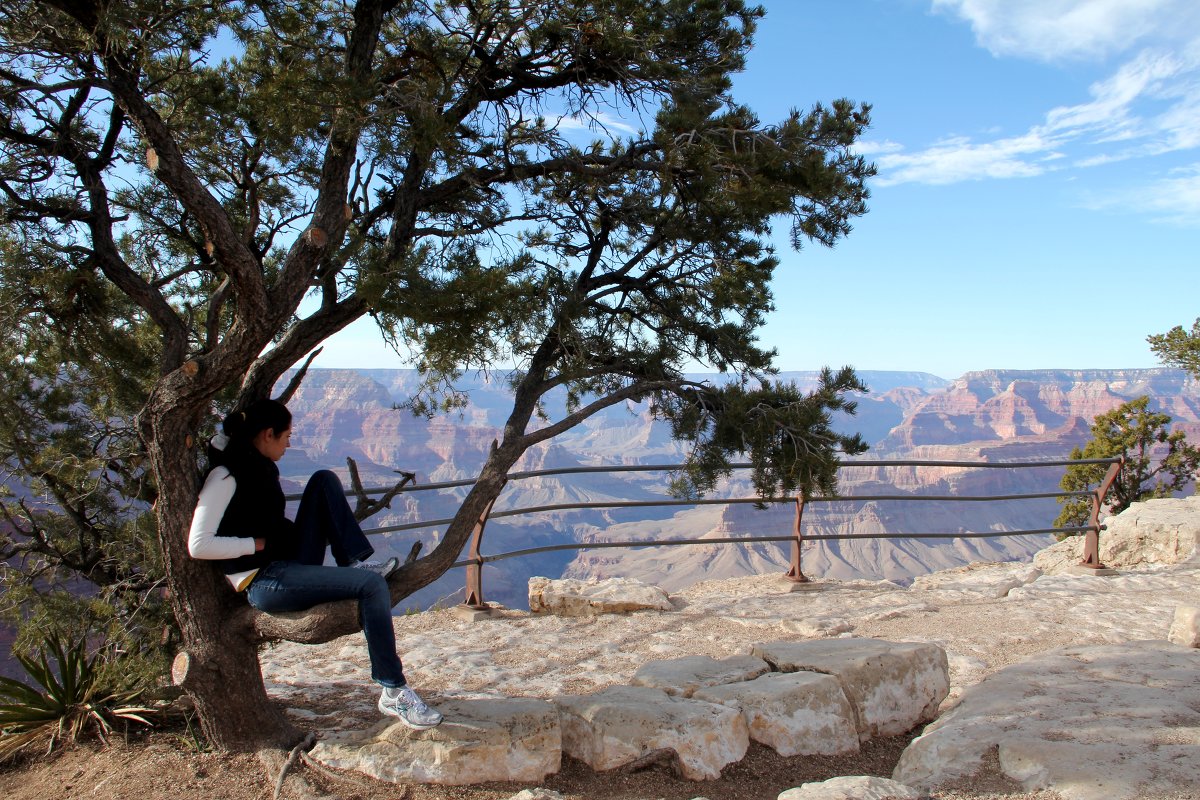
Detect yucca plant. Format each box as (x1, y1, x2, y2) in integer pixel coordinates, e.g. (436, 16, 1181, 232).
(0, 634, 154, 761)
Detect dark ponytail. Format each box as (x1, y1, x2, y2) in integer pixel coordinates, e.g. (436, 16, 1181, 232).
(207, 399, 292, 476)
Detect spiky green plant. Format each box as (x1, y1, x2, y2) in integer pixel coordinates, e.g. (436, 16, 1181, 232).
(0, 635, 153, 761)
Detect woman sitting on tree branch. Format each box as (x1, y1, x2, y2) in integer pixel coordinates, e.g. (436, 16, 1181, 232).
(187, 399, 442, 729)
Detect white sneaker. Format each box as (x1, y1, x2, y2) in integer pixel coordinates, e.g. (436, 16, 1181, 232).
(378, 685, 443, 729)
(357, 556, 400, 579)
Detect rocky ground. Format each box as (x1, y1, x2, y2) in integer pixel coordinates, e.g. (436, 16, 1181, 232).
(3, 555, 1196, 800)
(263, 561, 1198, 724)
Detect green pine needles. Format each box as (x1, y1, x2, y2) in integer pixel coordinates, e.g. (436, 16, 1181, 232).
(664, 368, 870, 503)
(1055, 396, 1200, 532)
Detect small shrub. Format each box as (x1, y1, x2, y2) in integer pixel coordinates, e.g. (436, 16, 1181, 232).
(0, 634, 153, 761)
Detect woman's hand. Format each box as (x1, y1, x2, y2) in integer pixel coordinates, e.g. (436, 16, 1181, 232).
(254, 538, 266, 552)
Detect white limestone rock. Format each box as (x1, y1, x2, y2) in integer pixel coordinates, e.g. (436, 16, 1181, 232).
(694, 671, 859, 757)
(1030, 538, 1083, 574)
(630, 654, 771, 697)
(752, 638, 949, 742)
(309, 697, 560, 785)
(893, 641, 1200, 800)
(1035, 496, 1200, 574)
(506, 791, 564, 800)
(1167, 605, 1200, 647)
(528, 576, 674, 616)
(909, 561, 1041, 598)
(781, 616, 855, 637)
(554, 685, 749, 780)
(779, 776, 928, 800)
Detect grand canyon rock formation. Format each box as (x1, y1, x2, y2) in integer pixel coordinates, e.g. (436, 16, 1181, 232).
(273, 368, 1200, 609)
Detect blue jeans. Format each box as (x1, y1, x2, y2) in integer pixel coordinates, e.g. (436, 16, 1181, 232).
(246, 470, 406, 687)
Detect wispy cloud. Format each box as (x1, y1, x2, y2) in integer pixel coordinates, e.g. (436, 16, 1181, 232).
(853, 139, 906, 156)
(876, 4, 1200, 191)
(931, 0, 1195, 62)
(876, 133, 1059, 186)
(1081, 163, 1200, 226)
(1042, 50, 1183, 136)
(555, 110, 641, 138)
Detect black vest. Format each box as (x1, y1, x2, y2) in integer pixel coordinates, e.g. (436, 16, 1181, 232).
(213, 451, 298, 575)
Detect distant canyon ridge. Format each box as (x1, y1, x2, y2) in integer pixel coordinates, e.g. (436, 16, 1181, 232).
(275, 367, 1200, 611)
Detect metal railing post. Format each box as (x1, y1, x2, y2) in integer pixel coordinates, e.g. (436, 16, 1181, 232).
(784, 496, 809, 583)
(1080, 458, 1123, 569)
(462, 489, 503, 610)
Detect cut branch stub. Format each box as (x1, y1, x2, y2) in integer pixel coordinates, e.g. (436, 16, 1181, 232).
(146, 147, 159, 172)
(303, 227, 328, 248)
(172, 650, 217, 689)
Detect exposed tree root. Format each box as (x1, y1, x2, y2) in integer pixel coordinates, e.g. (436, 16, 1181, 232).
(258, 738, 327, 800)
(273, 733, 316, 800)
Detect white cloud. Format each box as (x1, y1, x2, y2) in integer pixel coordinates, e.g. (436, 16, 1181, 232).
(876, 132, 1060, 186)
(1074, 152, 1124, 168)
(931, 0, 1195, 62)
(877, 33, 1200, 186)
(555, 110, 641, 138)
(1150, 78, 1200, 151)
(1043, 50, 1182, 135)
(1081, 163, 1200, 225)
(853, 139, 906, 156)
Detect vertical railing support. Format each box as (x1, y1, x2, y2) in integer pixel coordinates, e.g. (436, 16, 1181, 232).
(1080, 457, 1123, 569)
(462, 487, 504, 610)
(784, 496, 809, 583)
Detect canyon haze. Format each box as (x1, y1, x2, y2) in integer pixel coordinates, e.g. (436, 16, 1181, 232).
(275, 367, 1200, 611)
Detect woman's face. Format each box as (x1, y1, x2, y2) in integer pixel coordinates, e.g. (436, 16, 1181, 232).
(252, 426, 291, 462)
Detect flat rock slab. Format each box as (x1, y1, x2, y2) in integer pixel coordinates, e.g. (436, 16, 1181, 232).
(555, 685, 749, 780)
(894, 641, 1200, 800)
(528, 576, 674, 616)
(752, 638, 949, 741)
(631, 654, 771, 697)
(694, 671, 859, 757)
(908, 562, 1041, 598)
(779, 776, 928, 799)
(308, 697, 560, 785)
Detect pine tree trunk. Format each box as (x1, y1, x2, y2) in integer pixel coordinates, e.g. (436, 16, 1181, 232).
(143, 393, 300, 751)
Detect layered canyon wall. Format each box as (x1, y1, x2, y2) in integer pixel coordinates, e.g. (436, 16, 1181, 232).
(274, 368, 1200, 608)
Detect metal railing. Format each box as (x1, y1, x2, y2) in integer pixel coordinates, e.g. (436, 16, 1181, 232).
(340, 456, 1124, 610)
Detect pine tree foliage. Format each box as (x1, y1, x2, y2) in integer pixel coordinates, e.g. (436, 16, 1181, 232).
(1, 0, 876, 749)
(1055, 396, 1200, 530)
(1149, 318, 1200, 379)
(663, 369, 868, 502)
(0, 243, 174, 682)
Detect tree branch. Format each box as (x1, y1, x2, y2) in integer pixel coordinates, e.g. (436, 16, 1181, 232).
(274, 348, 323, 405)
(521, 379, 694, 448)
(94, 48, 269, 324)
(345, 457, 415, 522)
(269, 0, 391, 318)
(239, 295, 369, 402)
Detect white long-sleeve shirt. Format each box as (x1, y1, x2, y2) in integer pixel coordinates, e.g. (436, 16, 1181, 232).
(188, 466, 259, 590)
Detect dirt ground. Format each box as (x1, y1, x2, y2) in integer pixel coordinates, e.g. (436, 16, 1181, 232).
(0, 722, 1065, 800)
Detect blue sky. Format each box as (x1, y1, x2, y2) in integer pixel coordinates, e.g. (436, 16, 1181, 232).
(308, 0, 1200, 380)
